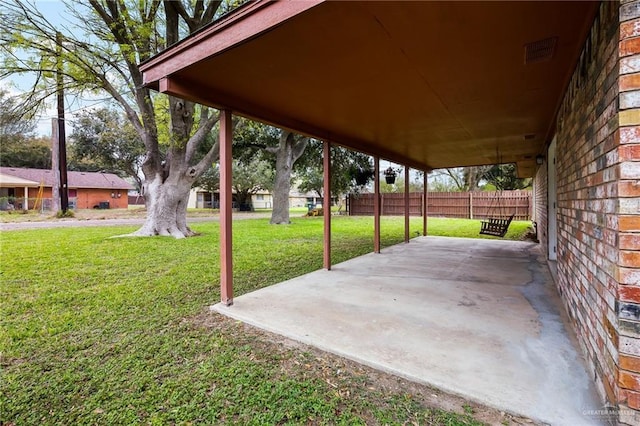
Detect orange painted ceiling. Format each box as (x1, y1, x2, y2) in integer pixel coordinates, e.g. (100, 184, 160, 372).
(141, 1, 599, 177)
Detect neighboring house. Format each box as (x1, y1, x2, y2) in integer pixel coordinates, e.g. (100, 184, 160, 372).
(187, 187, 217, 209)
(187, 187, 320, 210)
(187, 187, 273, 209)
(250, 190, 273, 209)
(289, 187, 323, 209)
(0, 167, 133, 210)
(127, 189, 146, 208)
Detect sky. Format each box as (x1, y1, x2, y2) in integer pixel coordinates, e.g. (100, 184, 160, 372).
(1, 0, 109, 136)
(1, 1, 424, 181)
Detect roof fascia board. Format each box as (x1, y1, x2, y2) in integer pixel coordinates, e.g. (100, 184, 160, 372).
(158, 76, 432, 172)
(141, 0, 325, 86)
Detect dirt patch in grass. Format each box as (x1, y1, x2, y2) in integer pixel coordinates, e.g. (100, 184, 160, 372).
(190, 309, 537, 425)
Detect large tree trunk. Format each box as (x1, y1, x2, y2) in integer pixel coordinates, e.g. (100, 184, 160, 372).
(270, 132, 308, 224)
(131, 148, 218, 238)
(129, 101, 220, 239)
(112, 2, 222, 239)
(133, 172, 195, 238)
(234, 190, 253, 211)
(270, 152, 292, 224)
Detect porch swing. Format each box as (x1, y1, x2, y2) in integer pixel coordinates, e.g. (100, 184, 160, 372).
(479, 155, 514, 238)
(479, 195, 514, 237)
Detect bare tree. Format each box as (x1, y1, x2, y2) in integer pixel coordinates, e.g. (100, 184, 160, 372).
(429, 167, 489, 191)
(296, 143, 374, 211)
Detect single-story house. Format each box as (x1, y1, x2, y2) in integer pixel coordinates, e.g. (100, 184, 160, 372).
(188, 186, 328, 210)
(0, 167, 133, 210)
(289, 187, 323, 209)
(140, 1, 640, 423)
(187, 187, 274, 210)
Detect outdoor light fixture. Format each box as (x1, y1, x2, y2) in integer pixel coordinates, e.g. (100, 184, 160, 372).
(536, 154, 545, 165)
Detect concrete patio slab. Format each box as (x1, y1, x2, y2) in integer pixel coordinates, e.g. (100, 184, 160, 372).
(213, 236, 602, 425)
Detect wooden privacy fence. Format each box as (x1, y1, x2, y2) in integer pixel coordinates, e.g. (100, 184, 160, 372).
(347, 190, 532, 220)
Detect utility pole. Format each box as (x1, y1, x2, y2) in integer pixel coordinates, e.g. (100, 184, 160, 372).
(51, 117, 60, 214)
(56, 31, 69, 213)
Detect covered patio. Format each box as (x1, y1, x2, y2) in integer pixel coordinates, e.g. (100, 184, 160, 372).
(138, 0, 626, 423)
(213, 236, 600, 425)
(139, 0, 601, 303)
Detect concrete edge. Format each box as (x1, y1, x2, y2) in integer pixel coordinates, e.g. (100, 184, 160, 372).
(210, 302, 528, 421)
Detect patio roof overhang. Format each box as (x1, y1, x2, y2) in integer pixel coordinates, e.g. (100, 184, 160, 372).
(0, 173, 39, 187)
(140, 0, 598, 177)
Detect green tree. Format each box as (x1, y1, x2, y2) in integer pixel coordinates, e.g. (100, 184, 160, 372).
(69, 108, 145, 190)
(195, 164, 219, 195)
(0, 135, 51, 169)
(379, 170, 424, 194)
(482, 164, 532, 190)
(428, 165, 531, 192)
(427, 167, 490, 191)
(0, 88, 50, 168)
(233, 121, 309, 224)
(232, 158, 274, 210)
(0, 0, 244, 238)
(296, 142, 373, 210)
(427, 170, 460, 192)
(0, 87, 35, 142)
(194, 156, 274, 211)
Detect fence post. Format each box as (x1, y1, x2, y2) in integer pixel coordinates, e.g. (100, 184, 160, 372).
(469, 192, 473, 219)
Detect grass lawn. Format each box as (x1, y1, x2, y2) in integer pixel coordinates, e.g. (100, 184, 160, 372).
(1, 216, 532, 425)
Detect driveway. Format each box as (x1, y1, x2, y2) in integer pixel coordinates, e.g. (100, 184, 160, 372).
(214, 236, 603, 425)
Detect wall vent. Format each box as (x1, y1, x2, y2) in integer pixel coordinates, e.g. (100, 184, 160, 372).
(524, 37, 558, 64)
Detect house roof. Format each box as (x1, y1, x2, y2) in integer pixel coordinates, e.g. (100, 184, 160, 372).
(0, 167, 133, 190)
(140, 0, 599, 178)
(0, 172, 40, 187)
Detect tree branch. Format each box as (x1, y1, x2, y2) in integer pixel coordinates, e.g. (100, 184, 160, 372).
(292, 137, 309, 163)
(88, 0, 144, 86)
(88, 0, 131, 47)
(185, 109, 219, 163)
(166, 0, 196, 32)
(202, 1, 223, 27)
(191, 136, 220, 179)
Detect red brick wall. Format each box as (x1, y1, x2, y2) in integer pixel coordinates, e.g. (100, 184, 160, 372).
(617, 0, 640, 421)
(25, 187, 52, 210)
(21, 187, 128, 210)
(550, 2, 640, 423)
(75, 189, 128, 209)
(553, 0, 621, 414)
